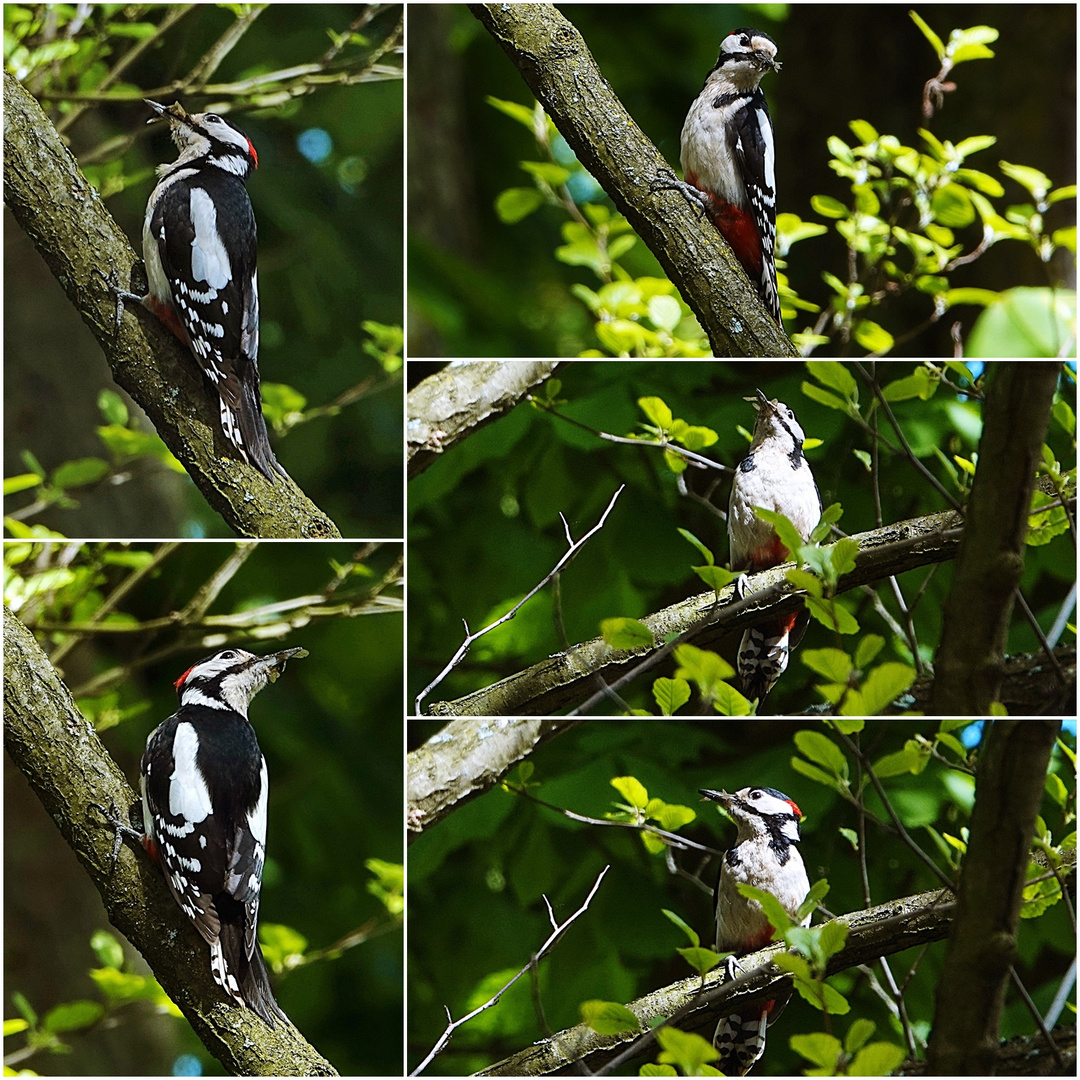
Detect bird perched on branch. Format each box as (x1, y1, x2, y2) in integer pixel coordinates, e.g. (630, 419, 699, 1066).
(701, 786, 810, 1074)
(728, 390, 820, 705)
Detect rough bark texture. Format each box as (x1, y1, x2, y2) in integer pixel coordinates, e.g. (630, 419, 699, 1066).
(3, 72, 340, 539)
(425, 508, 966, 716)
(407, 360, 563, 477)
(469, 4, 796, 358)
(407, 718, 577, 837)
(477, 888, 956, 1076)
(931, 363, 1061, 713)
(927, 720, 1061, 1075)
(3, 607, 337, 1076)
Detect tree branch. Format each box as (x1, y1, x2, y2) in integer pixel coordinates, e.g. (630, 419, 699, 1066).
(928, 720, 1062, 1074)
(407, 360, 563, 478)
(3, 71, 341, 539)
(407, 719, 578, 838)
(2, 607, 336, 1076)
(425, 508, 967, 715)
(478, 887, 956, 1076)
(931, 363, 1061, 713)
(469, 3, 796, 358)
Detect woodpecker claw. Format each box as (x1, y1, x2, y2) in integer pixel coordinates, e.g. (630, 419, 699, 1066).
(650, 166, 710, 219)
(98, 266, 146, 337)
(88, 799, 144, 873)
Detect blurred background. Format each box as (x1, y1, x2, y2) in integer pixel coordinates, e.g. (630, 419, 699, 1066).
(5, 4, 404, 538)
(408, 3, 1076, 357)
(5, 541, 403, 1075)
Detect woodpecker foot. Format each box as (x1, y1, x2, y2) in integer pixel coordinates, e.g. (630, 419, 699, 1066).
(97, 266, 147, 337)
(88, 799, 144, 872)
(650, 167, 710, 218)
(723, 953, 745, 983)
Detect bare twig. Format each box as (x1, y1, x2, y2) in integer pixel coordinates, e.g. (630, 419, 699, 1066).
(411, 865, 611, 1075)
(415, 486, 625, 713)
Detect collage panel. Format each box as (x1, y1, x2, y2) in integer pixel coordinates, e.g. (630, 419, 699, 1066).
(406, 718, 1077, 1075)
(407, 5, 1075, 360)
(5, 4, 403, 541)
(5, 541, 403, 1074)
(408, 361, 1075, 718)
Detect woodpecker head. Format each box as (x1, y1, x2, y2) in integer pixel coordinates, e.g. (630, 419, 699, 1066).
(174, 647, 307, 717)
(711, 28, 780, 90)
(699, 786, 804, 846)
(145, 99, 259, 180)
(747, 388, 806, 455)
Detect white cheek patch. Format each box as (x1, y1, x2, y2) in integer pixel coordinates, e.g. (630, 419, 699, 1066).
(188, 188, 232, 290)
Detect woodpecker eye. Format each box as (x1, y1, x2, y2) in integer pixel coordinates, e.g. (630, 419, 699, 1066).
(218, 649, 236, 660)
(204, 113, 222, 123)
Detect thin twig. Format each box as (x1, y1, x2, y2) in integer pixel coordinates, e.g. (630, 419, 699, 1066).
(410, 865, 611, 1075)
(415, 486, 626, 713)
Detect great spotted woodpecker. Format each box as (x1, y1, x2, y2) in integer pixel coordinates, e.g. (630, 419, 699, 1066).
(136, 646, 306, 1025)
(113, 100, 284, 482)
(653, 29, 782, 321)
(728, 390, 821, 705)
(700, 786, 810, 1075)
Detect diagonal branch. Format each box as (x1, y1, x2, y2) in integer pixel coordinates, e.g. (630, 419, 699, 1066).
(3, 71, 341, 539)
(469, 3, 796, 358)
(2, 607, 336, 1076)
(426, 508, 968, 716)
(478, 887, 956, 1076)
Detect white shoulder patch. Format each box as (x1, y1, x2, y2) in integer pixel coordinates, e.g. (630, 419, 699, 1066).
(168, 722, 214, 824)
(188, 187, 233, 290)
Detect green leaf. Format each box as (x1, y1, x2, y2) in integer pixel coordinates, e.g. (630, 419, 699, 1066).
(653, 803, 696, 831)
(849, 1042, 908, 1076)
(909, 10, 944, 57)
(601, 617, 654, 650)
(852, 319, 894, 354)
(653, 676, 690, 716)
(3, 1018, 29, 1036)
(857, 663, 916, 714)
(43, 1001, 104, 1033)
(611, 775, 649, 810)
(794, 730, 849, 780)
(853, 635, 885, 669)
(677, 945, 723, 974)
(639, 1065, 677, 1076)
(519, 160, 571, 187)
(89, 930, 124, 970)
(258, 922, 309, 971)
(3, 473, 41, 496)
(580, 999, 640, 1035)
(52, 458, 110, 489)
(97, 389, 129, 425)
(678, 528, 714, 565)
(806, 596, 859, 634)
(812, 194, 848, 219)
(10, 991, 37, 1026)
(662, 908, 700, 948)
(655, 1026, 720, 1072)
(806, 361, 857, 400)
(693, 564, 735, 592)
(790, 1032, 843, 1069)
(844, 1018, 877, 1055)
(495, 187, 544, 224)
(485, 95, 540, 130)
(638, 396, 673, 429)
(753, 508, 803, 563)
(648, 294, 682, 333)
(673, 644, 735, 700)
(737, 883, 793, 934)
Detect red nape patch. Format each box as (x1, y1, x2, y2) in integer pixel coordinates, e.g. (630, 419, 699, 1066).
(141, 835, 160, 864)
(174, 665, 194, 689)
(786, 797, 803, 817)
(145, 295, 191, 347)
(247, 140, 259, 168)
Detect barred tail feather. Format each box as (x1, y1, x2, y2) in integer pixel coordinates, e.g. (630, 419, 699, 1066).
(714, 1010, 768, 1076)
(218, 366, 286, 482)
(211, 923, 287, 1027)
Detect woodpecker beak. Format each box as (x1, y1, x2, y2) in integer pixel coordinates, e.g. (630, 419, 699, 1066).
(259, 647, 308, 683)
(144, 99, 189, 127)
(743, 388, 773, 412)
(699, 788, 732, 805)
